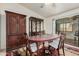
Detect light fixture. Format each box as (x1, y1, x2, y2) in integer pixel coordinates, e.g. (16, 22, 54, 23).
(44, 3, 51, 5)
(40, 3, 56, 8)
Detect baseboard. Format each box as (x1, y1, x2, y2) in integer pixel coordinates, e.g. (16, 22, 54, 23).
(65, 44, 79, 52)
(0, 49, 6, 52)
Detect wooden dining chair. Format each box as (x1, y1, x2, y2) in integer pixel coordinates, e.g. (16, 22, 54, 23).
(49, 34, 65, 56)
(59, 34, 65, 56)
(27, 40, 44, 56)
(23, 33, 40, 56)
(6, 46, 27, 56)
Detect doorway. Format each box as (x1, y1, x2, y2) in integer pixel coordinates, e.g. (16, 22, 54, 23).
(56, 16, 79, 47)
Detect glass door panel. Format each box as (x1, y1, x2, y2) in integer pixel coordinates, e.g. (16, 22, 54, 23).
(56, 17, 79, 47)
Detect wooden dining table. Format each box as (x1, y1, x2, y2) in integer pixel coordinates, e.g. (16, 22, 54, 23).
(27, 34, 61, 56)
(28, 34, 61, 42)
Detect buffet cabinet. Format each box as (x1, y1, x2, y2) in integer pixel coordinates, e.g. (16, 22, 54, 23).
(29, 17, 44, 36)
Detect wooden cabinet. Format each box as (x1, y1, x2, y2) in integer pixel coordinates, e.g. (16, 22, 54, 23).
(6, 11, 26, 51)
(29, 17, 44, 36)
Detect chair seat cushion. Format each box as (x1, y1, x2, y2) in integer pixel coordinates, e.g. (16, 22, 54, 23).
(30, 43, 37, 52)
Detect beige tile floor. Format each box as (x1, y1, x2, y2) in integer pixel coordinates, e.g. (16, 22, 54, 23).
(0, 48, 79, 56)
(0, 50, 6, 56)
(60, 48, 79, 56)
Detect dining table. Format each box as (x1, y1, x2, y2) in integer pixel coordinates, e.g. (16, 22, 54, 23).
(28, 34, 61, 42)
(27, 34, 61, 56)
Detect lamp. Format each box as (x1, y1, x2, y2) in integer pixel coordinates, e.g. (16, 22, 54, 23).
(40, 3, 56, 8)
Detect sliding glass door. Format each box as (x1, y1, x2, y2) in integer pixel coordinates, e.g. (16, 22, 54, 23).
(56, 15, 79, 47)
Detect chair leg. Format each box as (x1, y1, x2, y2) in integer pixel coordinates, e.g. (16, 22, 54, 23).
(57, 49, 60, 56)
(62, 47, 65, 56)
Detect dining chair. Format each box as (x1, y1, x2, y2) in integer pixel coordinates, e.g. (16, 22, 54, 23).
(49, 34, 65, 56)
(6, 33, 28, 56)
(58, 34, 65, 56)
(27, 40, 44, 56)
(43, 41, 51, 55)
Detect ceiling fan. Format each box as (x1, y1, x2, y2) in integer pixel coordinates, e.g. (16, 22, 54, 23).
(40, 3, 56, 8)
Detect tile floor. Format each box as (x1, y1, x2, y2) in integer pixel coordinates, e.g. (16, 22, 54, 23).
(0, 48, 79, 56)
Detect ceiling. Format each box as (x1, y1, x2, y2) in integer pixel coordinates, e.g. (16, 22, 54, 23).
(19, 3, 79, 17)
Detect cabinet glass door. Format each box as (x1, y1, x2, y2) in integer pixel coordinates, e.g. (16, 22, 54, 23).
(32, 20, 36, 32)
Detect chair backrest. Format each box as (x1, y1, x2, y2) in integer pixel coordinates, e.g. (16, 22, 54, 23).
(26, 35, 42, 53)
(30, 43, 37, 52)
(49, 34, 65, 49)
(49, 38, 60, 49)
(58, 34, 65, 49)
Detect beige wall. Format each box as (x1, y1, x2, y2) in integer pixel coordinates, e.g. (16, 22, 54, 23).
(0, 15, 1, 48)
(0, 3, 45, 49)
(44, 17, 56, 34)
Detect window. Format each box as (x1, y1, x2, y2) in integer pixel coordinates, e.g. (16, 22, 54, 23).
(60, 23, 72, 32)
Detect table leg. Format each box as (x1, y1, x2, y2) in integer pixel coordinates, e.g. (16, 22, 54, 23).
(43, 42, 45, 56)
(29, 41, 32, 56)
(26, 43, 27, 56)
(36, 42, 39, 56)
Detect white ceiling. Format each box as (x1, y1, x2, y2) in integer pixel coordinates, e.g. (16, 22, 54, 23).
(20, 3, 79, 17)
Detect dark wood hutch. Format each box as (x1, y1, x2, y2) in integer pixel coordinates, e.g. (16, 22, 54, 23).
(6, 11, 27, 51)
(29, 17, 44, 36)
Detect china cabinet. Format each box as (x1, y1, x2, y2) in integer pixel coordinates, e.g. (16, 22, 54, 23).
(29, 17, 44, 36)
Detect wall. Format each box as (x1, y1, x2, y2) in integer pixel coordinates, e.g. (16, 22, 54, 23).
(44, 17, 56, 34)
(0, 12, 1, 48)
(0, 3, 45, 49)
(44, 17, 53, 34)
